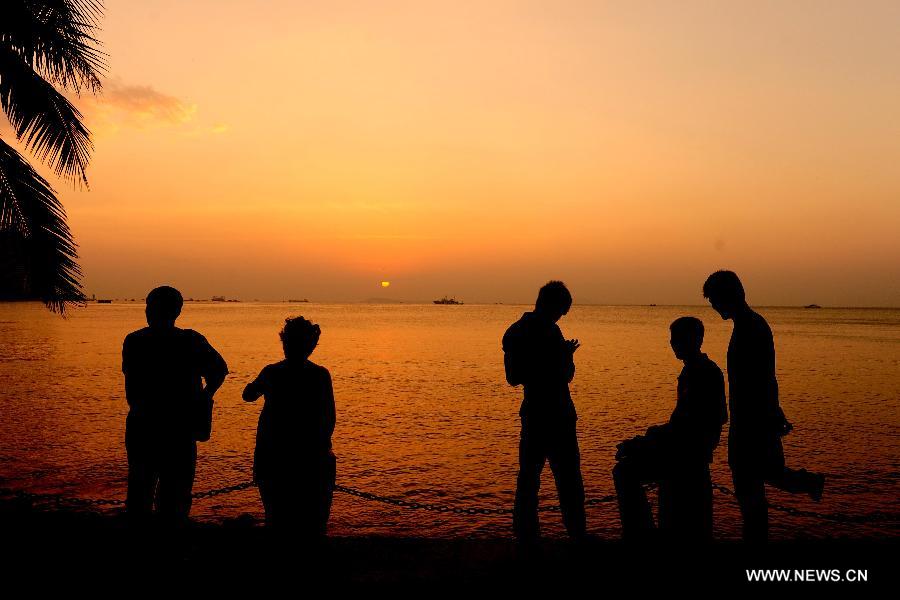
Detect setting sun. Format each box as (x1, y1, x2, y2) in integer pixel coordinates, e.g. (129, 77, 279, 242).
(33, 1, 897, 306)
(381, 281, 391, 288)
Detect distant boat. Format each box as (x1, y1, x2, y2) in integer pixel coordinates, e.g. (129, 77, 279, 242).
(288, 299, 310, 303)
(96, 299, 112, 304)
(433, 296, 463, 305)
(804, 304, 822, 309)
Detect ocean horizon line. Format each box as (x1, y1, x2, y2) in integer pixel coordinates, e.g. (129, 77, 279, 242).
(2, 299, 899, 310)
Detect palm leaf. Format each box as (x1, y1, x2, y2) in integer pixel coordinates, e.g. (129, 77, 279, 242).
(0, 136, 84, 313)
(1, 1, 107, 94)
(0, 43, 93, 186)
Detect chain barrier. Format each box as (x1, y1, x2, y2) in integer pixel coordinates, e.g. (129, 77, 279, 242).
(709, 483, 899, 525)
(334, 484, 513, 515)
(2, 481, 897, 525)
(0, 488, 125, 508)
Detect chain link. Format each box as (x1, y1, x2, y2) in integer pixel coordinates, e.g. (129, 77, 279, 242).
(2, 482, 897, 525)
(190, 481, 257, 500)
(334, 484, 515, 515)
(1, 488, 127, 508)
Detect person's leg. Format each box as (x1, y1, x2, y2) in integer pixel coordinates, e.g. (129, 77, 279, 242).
(662, 464, 713, 542)
(698, 466, 714, 541)
(156, 439, 197, 526)
(258, 479, 275, 527)
(514, 422, 546, 541)
(547, 423, 586, 540)
(316, 452, 336, 537)
(732, 467, 768, 543)
(656, 474, 675, 536)
(299, 454, 336, 542)
(125, 421, 156, 523)
(259, 479, 296, 557)
(758, 436, 804, 495)
(613, 456, 657, 540)
(768, 466, 825, 500)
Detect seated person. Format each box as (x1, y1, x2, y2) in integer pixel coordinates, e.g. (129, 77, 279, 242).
(243, 316, 336, 540)
(613, 316, 727, 541)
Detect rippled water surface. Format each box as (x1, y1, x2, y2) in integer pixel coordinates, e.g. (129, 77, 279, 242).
(1, 302, 898, 539)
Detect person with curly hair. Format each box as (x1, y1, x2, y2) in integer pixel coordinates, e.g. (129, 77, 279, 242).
(243, 316, 336, 539)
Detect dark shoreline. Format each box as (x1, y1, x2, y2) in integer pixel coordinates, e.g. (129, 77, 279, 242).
(2, 499, 894, 589)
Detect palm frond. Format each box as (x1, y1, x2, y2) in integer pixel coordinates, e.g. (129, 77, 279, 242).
(0, 136, 84, 313)
(0, 44, 93, 186)
(1, 1, 107, 94)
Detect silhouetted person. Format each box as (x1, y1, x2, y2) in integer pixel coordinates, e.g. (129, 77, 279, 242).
(243, 316, 336, 540)
(613, 317, 727, 542)
(703, 270, 825, 542)
(122, 286, 228, 524)
(503, 281, 586, 541)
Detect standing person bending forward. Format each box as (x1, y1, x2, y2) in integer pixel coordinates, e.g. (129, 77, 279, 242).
(703, 270, 825, 542)
(243, 317, 336, 539)
(503, 281, 586, 541)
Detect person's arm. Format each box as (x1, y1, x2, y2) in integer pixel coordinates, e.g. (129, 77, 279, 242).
(242, 368, 267, 402)
(733, 321, 777, 433)
(754, 325, 785, 435)
(504, 352, 523, 386)
(197, 334, 228, 400)
(122, 335, 136, 408)
(700, 368, 728, 455)
(205, 366, 226, 398)
(322, 369, 336, 439)
(562, 339, 578, 383)
(648, 386, 675, 443)
(502, 328, 525, 386)
(664, 369, 709, 454)
(714, 367, 728, 427)
(557, 325, 578, 383)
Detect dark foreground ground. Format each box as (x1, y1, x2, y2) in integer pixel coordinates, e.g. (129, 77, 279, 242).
(2, 499, 895, 592)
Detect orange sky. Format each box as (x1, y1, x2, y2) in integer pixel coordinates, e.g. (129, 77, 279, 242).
(15, 1, 900, 305)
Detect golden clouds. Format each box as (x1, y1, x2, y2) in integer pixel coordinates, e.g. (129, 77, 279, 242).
(76, 78, 227, 137)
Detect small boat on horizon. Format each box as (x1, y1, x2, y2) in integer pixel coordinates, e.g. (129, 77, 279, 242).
(433, 296, 463, 305)
(96, 299, 112, 304)
(804, 304, 823, 309)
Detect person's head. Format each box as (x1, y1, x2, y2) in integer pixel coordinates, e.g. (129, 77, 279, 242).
(534, 280, 572, 322)
(145, 286, 183, 327)
(670, 316, 704, 360)
(280, 316, 321, 361)
(703, 270, 746, 320)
